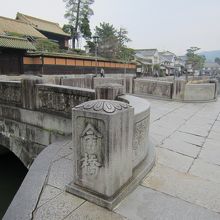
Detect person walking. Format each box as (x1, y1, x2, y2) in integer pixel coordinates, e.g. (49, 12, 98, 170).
(100, 68, 105, 78)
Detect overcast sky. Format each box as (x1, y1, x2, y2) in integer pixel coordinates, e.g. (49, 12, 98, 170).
(0, 0, 220, 55)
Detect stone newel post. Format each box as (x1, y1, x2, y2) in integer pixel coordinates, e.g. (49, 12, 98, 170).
(67, 99, 134, 209)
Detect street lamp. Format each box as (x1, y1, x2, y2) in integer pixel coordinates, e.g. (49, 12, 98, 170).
(93, 35, 99, 76)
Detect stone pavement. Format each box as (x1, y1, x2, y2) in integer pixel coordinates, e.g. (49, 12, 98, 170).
(32, 98, 220, 220)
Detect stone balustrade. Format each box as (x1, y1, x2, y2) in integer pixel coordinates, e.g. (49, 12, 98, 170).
(0, 81, 22, 107)
(36, 84, 95, 117)
(0, 79, 96, 118)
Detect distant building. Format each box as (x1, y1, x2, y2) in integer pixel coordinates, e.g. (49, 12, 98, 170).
(159, 51, 177, 75)
(134, 49, 159, 75)
(16, 13, 70, 49)
(203, 62, 220, 75)
(0, 35, 36, 74)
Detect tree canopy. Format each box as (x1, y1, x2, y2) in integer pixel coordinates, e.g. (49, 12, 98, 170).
(89, 22, 133, 61)
(186, 47, 206, 70)
(63, 0, 94, 49)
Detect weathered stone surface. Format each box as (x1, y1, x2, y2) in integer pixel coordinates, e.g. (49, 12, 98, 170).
(208, 130, 220, 141)
(172, 79, 186, 100)
(142, 164, 220, 212)
(33, 193, 84, 220)
(133, 115, 150, 168)
(94, 78, 126, 93)
(62, 77, 93, 89)
(95, 83, 124, 100)
(184, 83, 216, 101)
(116, 186, 220, 220)
(189, 159, 220, 184)
(178, 123, 211, 137)
(69, 100, 134, 198)
(3, 140, 71, 220)
(199, 141, 220, 165)
(121, 95, 151, 169)
(161, 138, 201, 158)
(48, 158, 73, 190)
(36, 84, 95, 117)
(156, 147, 194, 172)
(168, 131, 205, 146)
(37, 185, 62, 208)
(66, 202, 125, 220)
(26, 125, 51, 146)
(21, 78, 43, 110)
(0, 81, 22, 106)
(134, 79, 173, 99)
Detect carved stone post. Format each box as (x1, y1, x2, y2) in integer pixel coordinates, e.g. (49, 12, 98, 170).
(95, 83, 124, 100)
(67, 99, 134, 209)
(21, 77, 43, 110)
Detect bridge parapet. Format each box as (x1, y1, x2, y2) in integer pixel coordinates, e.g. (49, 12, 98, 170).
(0, 81, 22, 107)
(0, 79, 96, 167)
(36, 84, 95, 117)
(0, 79, 95, 117)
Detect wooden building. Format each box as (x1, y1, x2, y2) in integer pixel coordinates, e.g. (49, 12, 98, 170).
(0, 35, 36, 75)
(23, 52, 136, 75)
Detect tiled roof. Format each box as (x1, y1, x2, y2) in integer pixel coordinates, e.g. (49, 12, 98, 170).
(16, 13, 70, 37)
(135, 49, 158, 57)
(204, 62, 220, 68)
(0, 16, 46, 39)
(159, 54, 174, 63)
(0, 35, 36, 50)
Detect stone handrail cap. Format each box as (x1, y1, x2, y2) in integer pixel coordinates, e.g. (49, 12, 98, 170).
(74, 99, 131, 114)
(95, 83, 123, 88)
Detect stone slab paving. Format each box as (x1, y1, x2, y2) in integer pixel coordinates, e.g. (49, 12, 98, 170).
(30, 98, 220, 220)
(115, 186, 220, 220)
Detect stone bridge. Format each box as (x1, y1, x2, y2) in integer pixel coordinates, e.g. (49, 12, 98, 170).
(1, 77, 156, 219)
(0, 78, 95, 167)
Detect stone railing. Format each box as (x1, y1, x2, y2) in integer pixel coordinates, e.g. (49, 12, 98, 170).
(133, 78, 173, 99)
(184, 81, 217, 102)
(0, 81, 22, 107)
(133, 78, 218, 102)
(61, 76, 133, 94)
(173, 79, 218, 102)
(36, 84, 95, 117)
(0, 79, 96, 167)
(0, 79, 96, 118)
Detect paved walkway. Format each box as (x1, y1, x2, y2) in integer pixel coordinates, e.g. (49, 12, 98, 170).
(32, 98, 220, 220)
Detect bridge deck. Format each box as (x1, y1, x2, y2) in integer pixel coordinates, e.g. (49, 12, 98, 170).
(4, 98, 220, 220)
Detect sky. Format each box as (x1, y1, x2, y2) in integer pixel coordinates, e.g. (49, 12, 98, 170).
(0, 0, 220, 55)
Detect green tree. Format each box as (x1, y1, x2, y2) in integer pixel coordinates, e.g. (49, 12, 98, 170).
(117, 27, 131, 49)
(94, 23, 132, 59)
(95, 22, 119, 58)
(186, 47, 206, 70)
(63, 0, 94, 49)
(62, 24, 72, 35)
(80, 12, 92, 39)
(118, 47, 134, 61)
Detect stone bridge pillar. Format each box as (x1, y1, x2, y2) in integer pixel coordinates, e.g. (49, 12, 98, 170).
(67, 99, 134, 209)
(21, 78, 43, 110)
(95, 83, 124, 100)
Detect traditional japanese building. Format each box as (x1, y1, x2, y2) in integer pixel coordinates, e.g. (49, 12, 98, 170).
(0, 35, 36, 75)
(16, 13, 70, 49)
